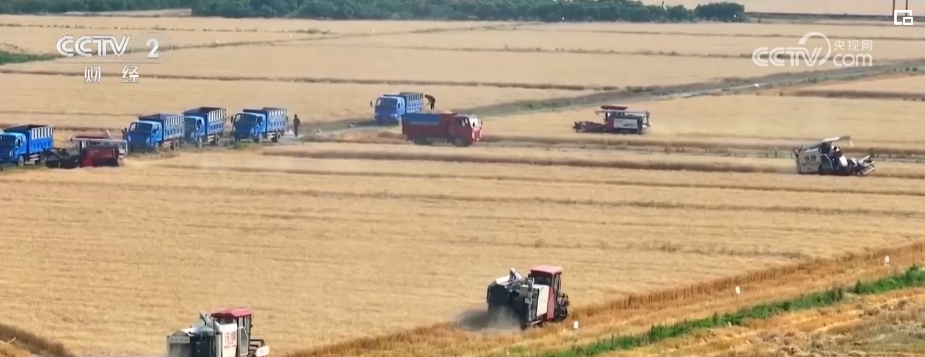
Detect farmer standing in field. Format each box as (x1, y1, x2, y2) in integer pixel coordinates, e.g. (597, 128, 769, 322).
(293, 115, 301, 137)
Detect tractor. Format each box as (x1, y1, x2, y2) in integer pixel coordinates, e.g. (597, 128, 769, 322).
(573, 105, 651, 135)
(42, 134, 127, 169)
(486, 265, 570, 329)
(793, 135, 874, 176)
(168, 308, 269, 357)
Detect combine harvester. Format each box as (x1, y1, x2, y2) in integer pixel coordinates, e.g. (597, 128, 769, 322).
(232, 107, 288, 143)
(43, 134, 127, 169)
(485, 265, 570, 329)
(372, 91, 427, 126)
(793, 135, 875, 176)
(573, 105, 651, 135)
(0, 124, 53, 167)
(168, 308, 269, 357)
(401, 111, 482, 147)
(126, 113, 185, 153)
(183, 107, 227, 147)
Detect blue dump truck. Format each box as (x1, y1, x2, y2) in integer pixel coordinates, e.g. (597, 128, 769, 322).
(183, 107, 227, 147)
(126, 113, 185, 153)
(0, 124, 54, 167)
(232, 107, 288, 143)
(372, 92, 424, 126)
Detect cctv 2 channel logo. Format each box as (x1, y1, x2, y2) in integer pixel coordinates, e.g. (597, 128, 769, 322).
(55, 33, 174, 63)
(894, 10, 913, 26)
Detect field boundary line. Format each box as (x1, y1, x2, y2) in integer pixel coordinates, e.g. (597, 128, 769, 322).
(290, 241, 925, 357)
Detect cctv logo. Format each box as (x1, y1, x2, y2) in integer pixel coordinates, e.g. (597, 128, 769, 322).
(894, 10, 913, 26)
(752, 32, 832, 67)
(56, 35, 131, 58)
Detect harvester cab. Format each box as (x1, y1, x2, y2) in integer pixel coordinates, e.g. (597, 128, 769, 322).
(793, 135, 874, 176)
(168, 308, 269, 357)
(595, 105, 650, 134)
(485, 265, 570, 329)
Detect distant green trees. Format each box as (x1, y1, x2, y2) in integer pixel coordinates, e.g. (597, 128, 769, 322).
(0, 0, 746, 23)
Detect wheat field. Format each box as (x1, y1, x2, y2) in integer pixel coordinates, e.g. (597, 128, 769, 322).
(806, 74, 925, 92)
(2, 148, 925, 355)
(2, 8, 925, 357)
(644, 0, 923, 15)
(0, 73, 587, 129)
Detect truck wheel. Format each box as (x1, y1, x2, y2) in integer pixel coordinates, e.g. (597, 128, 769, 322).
(271, 134, 279, 143)
(451, 138, 464, 147)
(195, 138, 203, 148)
(253, 137, 261, 144)
(16, 156, 24, 167)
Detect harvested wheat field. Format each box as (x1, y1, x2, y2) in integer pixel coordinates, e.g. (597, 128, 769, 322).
(0, 73, 586, 129)
(516, 22, 925, 40)
(5, 44, 819, 89)
(484, 95, 925, 151)
(326, 29, 923, 60)
(2, 148, 925, 355)
(0, 15, 507, 35)
(645, 0, 924, 15)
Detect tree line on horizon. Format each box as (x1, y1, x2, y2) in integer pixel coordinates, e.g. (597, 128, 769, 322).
(0, 0, 746, 23)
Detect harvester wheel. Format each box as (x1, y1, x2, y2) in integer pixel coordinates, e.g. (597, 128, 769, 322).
(451, 138, 464, 147)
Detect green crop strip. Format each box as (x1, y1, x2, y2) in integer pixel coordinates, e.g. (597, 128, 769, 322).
(536, 265, 925, 357)
(0, 51, 56, 65)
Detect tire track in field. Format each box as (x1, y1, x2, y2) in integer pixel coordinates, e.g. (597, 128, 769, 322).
(6, 177, 925, 218)
(290, 241, 925, 357)
(159, 163, 925, 198)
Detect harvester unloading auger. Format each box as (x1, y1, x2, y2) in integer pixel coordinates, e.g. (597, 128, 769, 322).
(792, 135, 874, 176)
(485, 265, 570, 329)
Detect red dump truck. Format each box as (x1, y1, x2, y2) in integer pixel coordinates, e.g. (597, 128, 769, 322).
(401, 112, 482, 147)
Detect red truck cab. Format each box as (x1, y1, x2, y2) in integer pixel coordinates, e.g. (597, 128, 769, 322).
(401, 112, 481, 147)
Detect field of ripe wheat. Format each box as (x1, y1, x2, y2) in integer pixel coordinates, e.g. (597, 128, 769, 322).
(483, 94, 925, 151)
(3, 147, 925, 355)
(0, 73, 586, 129)
(645, 0, 923, 15)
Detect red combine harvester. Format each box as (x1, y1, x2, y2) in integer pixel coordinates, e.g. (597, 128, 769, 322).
(401, 111, 482, 147)
(42, 134, 127, 169)
(486, 265, 570, 329)
(168, 308, 269, 357)
(573, 105, 651, 135)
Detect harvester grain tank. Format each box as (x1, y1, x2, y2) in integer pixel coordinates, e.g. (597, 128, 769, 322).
(793, 135, 875, 176)
(232, 107, 288, 143)
(183, 107, 227, 147)
(401, 112, 481, 147)
(126, 113, 185, 153)
(486, 265, 570, 329)
(372, 92, 425, 125)
(0, 124, 54, 167)
(42, 134, 127, 169)
(168, 308, 269, 357)
(573, 105, 651, 134)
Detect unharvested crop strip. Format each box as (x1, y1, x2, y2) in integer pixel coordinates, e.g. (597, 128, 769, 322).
(777, 89, 925, 101)
(515, 28, 925, 42)
(160, 163, 925, 198)
(9, 177, 924, 218)
(291, 241, 925, 357)
(0, 321, 72, 357)
(312, 43, 751, 60)
(261, 149, 789, 174)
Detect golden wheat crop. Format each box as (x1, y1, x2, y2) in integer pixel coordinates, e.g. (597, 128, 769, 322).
(2, 148, 925, 355)
(326, 29, 924, 60)
(485, 95, 925, 148)
(517, 22, 925, 40)
(0, 73, 587, 129)
(5, 43, 820, 88)
(0, 15, 506, 34)
(644, 0, 923, 15)
(0, 26, 324, 54)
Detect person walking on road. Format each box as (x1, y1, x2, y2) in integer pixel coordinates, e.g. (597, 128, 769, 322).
(293, 115, 301, 137)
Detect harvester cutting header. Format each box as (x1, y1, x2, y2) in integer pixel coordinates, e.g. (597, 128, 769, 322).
(793, 135, 874, 176)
